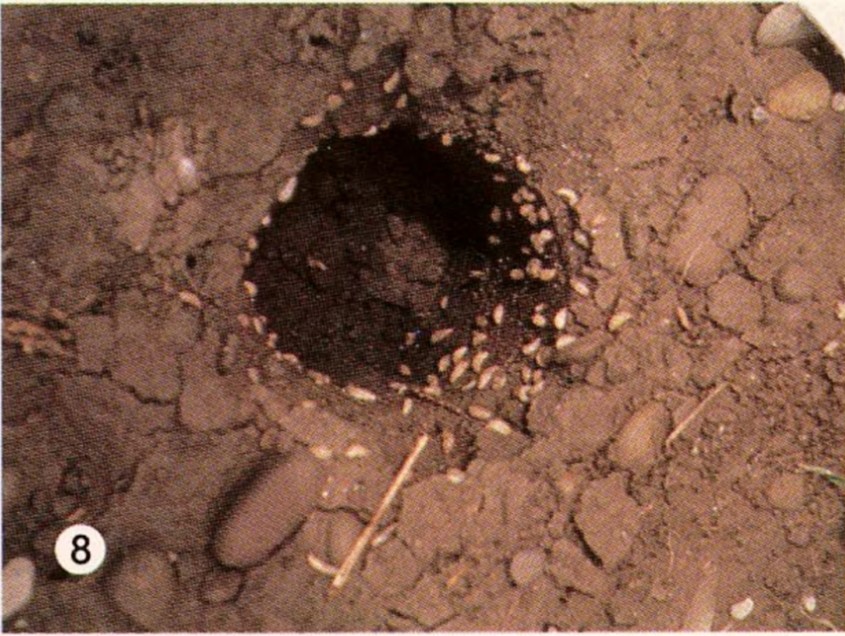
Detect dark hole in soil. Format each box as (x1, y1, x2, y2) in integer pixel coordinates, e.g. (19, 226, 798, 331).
(244, 126, 567, 391)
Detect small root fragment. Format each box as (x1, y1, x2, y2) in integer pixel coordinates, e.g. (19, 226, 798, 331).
(665, 382, 728, 449)
(331, 433, 429, 590)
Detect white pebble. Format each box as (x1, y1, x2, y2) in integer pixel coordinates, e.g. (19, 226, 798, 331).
(515, 154, 532, 174)
(831, 92, 845, 113)
(492, 304, 505, 326)
(730, 597, 754, 621)
(243, 280, 258, 298)
(802, 594, 817, 613)
(431, 328, 455, 344)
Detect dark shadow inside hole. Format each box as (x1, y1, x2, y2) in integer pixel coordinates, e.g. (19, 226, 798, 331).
(245, 126, 565, 391)
(800, 38, 845, 93)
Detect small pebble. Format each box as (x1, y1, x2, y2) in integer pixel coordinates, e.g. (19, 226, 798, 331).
(2, 556, 36, 620)
(766, 473, 805, 510)
(492, 304, 505, 326)
(832, 92, 845, 113)
(730, 597, 754, 621)
(802, 594, 817, 613)
(755, 3, 819, 48)
(768, 69, 831, 122)
(200, 569, 244, 604)
(325, 94, 344, 111)
(214, 451, 324, 569)
(110, 548, 176, 629)
(515, 155, 532, 174)
(555, 187, 579, 206)
(509, 548, 545, 586)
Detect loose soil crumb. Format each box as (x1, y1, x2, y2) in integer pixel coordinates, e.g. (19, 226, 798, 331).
(2, 4, 844, 632)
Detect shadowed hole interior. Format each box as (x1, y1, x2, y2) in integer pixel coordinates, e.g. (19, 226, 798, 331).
(244, 125, 567, 391)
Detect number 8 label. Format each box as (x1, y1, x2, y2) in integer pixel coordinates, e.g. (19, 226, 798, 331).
(55, 524, 106, 575)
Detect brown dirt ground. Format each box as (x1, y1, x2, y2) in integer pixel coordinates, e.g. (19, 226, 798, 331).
(3, 4, 844, 632)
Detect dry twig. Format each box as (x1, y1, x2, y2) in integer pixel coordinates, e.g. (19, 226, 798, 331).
(665, 382, 728, 449)
(331, 433, 429, 589)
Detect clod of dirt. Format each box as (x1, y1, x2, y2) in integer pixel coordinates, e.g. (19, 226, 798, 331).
(254, 386, 364, 456)
(681, 560, 718, 631)
(767, 69, 832, 122)
(766, 473, 806, 511)
(362, 538, 421, 596)
(527, 385, 622, 460)
(509, 547, 546, 586)
(300, 509, 363, 565)
(572, 193, 627, 272)
(213, 450, 325, 569)
(180, 336, 243, 432)
(2, 466, 25, 513)
(608, 402, 670, 473)
(2, 556, 36, 620)
(773, 261, 816, 303)
(707, 273, 764, 335)
(243, 125, 566, 392)
(109, 548, 177, 630)
(71, 315, 115, 373)
(546, 538, 611, 597)
(665, 174, 749, 287)
(575, 474, 641, 569)
(200, 569, 244, 605)
(691, 336, 748, 388)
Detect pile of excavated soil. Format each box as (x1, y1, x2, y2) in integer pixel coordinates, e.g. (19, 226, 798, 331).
(3, 4, 844, 631)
